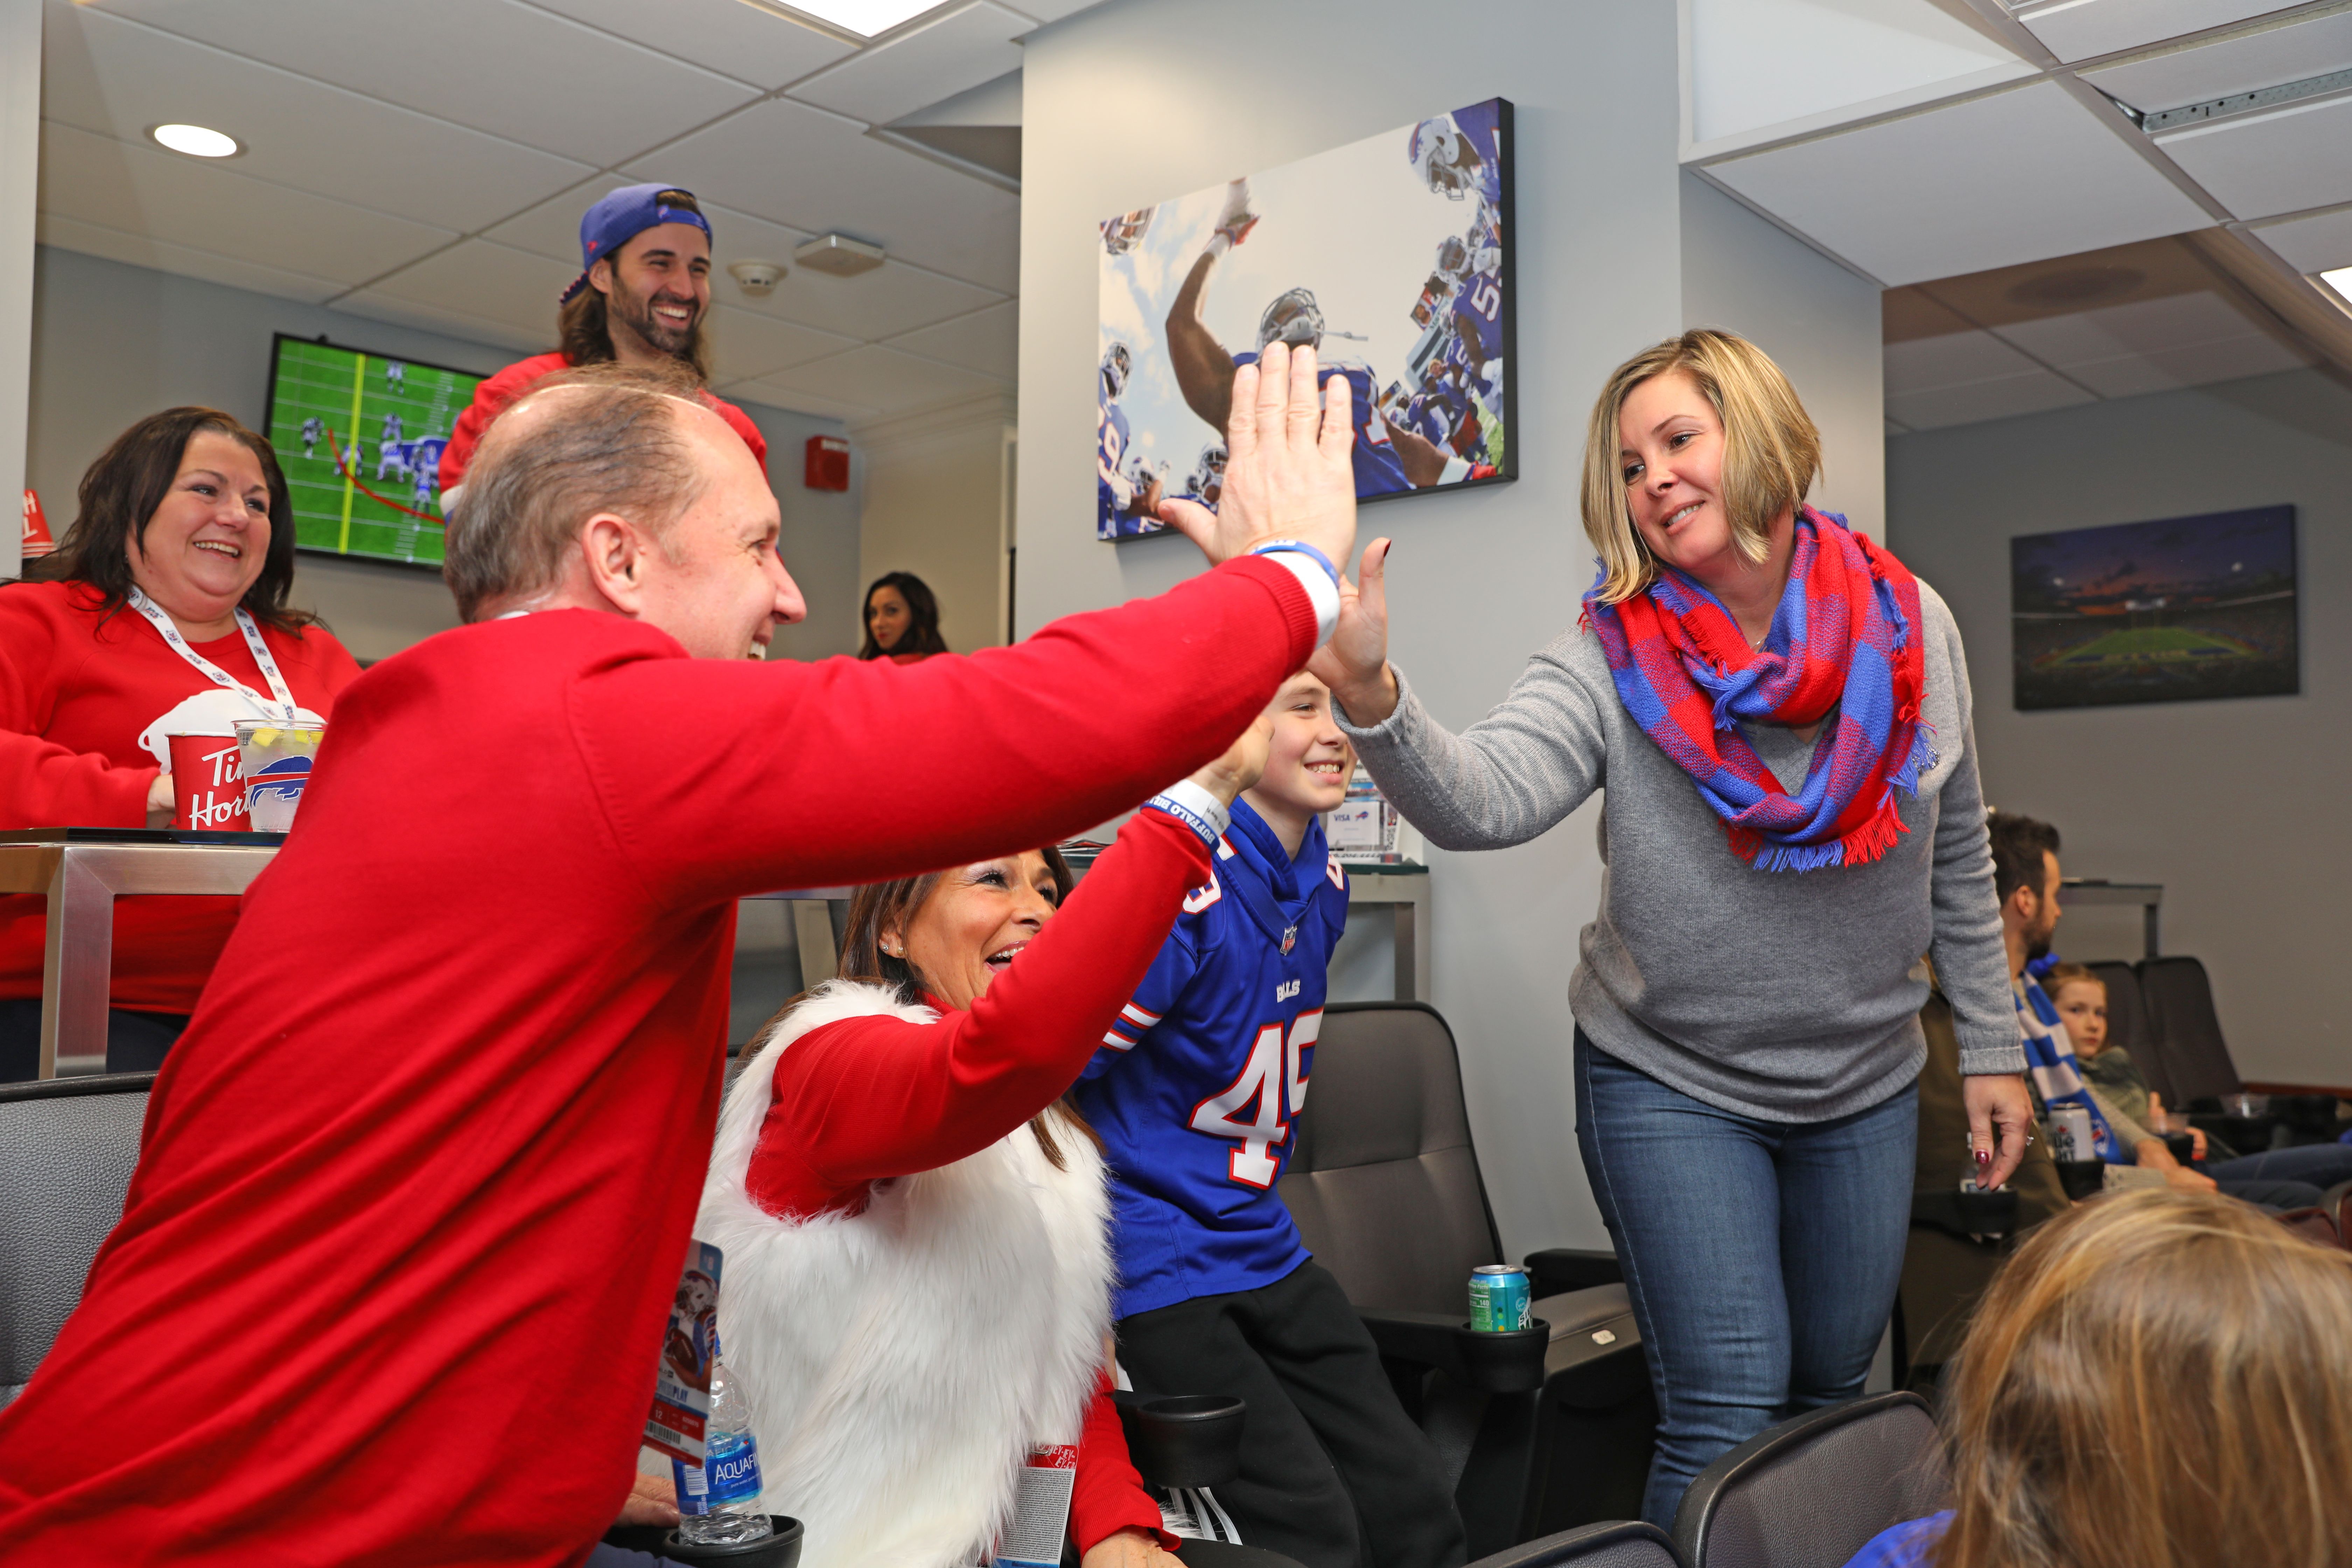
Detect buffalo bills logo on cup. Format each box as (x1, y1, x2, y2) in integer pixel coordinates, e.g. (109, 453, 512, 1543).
(245, 756, 313, 834)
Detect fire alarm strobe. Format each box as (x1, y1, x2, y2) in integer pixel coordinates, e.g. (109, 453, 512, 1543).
(805, 435, 851, 492)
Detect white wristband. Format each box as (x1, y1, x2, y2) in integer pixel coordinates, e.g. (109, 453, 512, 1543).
(1253, 549, 1342, 646)
(1145, 778, 1231, 848)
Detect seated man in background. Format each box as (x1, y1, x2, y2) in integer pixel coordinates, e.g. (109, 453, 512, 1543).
(1991, 813, 2352, 1209)
(0, 347, 1362, 1567)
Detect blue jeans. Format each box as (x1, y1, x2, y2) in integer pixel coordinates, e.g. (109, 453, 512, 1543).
(1574, 1031, 1917, 1530)
(2209, 1142, 2352, 1202)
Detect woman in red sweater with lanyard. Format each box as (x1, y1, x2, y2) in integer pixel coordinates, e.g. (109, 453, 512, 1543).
(0, 407, 360, 1078)
(699, 731, 1269, 1568)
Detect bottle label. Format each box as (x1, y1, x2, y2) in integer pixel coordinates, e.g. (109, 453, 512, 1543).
(705, 1431, 764, 1508)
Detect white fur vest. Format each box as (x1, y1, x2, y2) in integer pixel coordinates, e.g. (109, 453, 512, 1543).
(697, 980, 1116, 1568)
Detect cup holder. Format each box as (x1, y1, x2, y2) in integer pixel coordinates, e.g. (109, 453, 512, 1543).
(1113, 1392, 1247, 1489)
(2056, 1160, 2107, 1201)
(658, 1517, 804, 1567)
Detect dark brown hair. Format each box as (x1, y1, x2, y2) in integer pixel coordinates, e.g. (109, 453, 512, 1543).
(442, 360, 708, 621)
(38, 407, 313, 632)
(557, 193, 713, 382)
(857, 570, 950, 660)
(1934, 1187, 2352, 1568)
(1988, 811, 2061, 906)
(830, 846, 1098, 1170)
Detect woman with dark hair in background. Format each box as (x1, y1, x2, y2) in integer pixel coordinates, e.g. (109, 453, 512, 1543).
(696, 727, 1272, 1568)
(858, 570, 949, 663)
(0, 406, 360, 1078)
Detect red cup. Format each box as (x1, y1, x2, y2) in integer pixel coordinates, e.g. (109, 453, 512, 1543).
(168, 732, 251, 832)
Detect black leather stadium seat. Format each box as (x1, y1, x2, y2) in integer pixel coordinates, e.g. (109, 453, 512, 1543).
(1470, 1520, 1689, 1568)
(0, 1072, 152, 1407)
(1670, 1393, 1947, 1568)
(2137, 957, 2244, 1105)
(1281, 1003, 1655, 1555)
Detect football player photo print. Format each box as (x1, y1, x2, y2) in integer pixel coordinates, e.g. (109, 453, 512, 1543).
(1096, 98, 1514, 542)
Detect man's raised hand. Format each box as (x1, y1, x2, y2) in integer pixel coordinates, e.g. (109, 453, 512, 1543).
(1157, 341, 1357, 573)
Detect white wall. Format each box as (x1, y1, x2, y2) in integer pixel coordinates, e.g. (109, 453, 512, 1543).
(27, 245, 863, 662)
(854, 394, 1014, 653)
(1888, 368, 2352, 1088)
(1021, 0, 1885, 1253)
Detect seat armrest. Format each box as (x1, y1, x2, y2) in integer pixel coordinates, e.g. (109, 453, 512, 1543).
(1522, 1246, 1622, 1296)
(1358, 1308, 1549, 1394)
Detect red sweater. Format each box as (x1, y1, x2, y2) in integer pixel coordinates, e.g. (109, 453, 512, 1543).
(0, 558, 1316, 1566)
(438, 351, 770, 492)
(0, 580, 363, 1009)
(747, 807, 1213, 1552)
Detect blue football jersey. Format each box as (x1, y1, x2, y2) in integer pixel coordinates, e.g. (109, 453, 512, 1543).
(1233, 352, 1412, 496)
(1451, 269, 1505, 368)
(1450, 100, 1505, 211)
(1074, 799, 1351, 1320)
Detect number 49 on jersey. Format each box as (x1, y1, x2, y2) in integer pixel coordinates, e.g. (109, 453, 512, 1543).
(1187, 1010, 1322, 1189)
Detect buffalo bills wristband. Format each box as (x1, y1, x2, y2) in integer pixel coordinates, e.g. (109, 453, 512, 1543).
(1145, 779, 1230, 849)
(1247, 540, 1342, 645)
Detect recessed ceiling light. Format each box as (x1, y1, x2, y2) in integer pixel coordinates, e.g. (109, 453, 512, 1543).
(149, 123, 240, 159)
(2322, 266, 2352, 306)
(777, 0, 944, 38)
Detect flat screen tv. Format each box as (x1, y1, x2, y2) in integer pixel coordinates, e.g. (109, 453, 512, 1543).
(264, 334, 485, 568)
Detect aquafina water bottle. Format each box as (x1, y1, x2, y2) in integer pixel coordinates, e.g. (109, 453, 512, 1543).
(673, 1337, 773, 1546)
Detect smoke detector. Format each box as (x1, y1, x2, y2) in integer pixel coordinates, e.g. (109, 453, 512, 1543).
(793, 233, 886, 277)
(728, 259, 785, 296)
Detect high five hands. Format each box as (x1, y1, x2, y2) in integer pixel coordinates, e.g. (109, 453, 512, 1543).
(1156, 341, 1358, 577)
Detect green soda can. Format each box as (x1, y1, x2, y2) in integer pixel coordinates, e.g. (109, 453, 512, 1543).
(1469, 1264, 1532, 1332)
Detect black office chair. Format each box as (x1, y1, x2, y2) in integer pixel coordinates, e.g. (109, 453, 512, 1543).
(1470, 1520, 1688, 1568)
(1280, 1002, 1655, 1555)
(1670, 1393, 1948, 1568)
(0, 1072, 154, 1406)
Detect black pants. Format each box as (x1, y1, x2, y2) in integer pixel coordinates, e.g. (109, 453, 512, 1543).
(1116, 1261, 1466, 1568)
(0, 999, 187, 1082)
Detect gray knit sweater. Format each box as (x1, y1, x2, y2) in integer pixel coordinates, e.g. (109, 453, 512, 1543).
(1337, 581, 2024, 1122)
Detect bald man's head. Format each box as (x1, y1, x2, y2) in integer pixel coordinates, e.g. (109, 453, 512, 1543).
(442, 362, 710, 622)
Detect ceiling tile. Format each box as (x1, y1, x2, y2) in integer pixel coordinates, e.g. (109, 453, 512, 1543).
(359, 240, 583, 343)
(2011, 0, 2295, 63)
(1004, 0, 1114, 20)
(882, 299, 1015, 377)
(2084, 9, 2352, 113)
(1990, 289, 2263, 365)
(1883, 370, 2096, 429)
(37, 212, 350, 304)
(40, 120, 459, 287)
(2250, 205, 2352, 272)
(2155, 93, 2352, 219)
(333, 289, 549, 355)
(698, 203, 1005, 337)
(788, 2, 1027, 126)
(1883, 329, 2043, 393)
(90, 0, 760, 167)
(1705, 81, 2212, 286)
(628, 98, 1019, 292)
(477, 179, 638, 267)
(2057, 330, 2307, 396)
(717, 373, 879, 422)
(705, 303, 862, 382)
(522, 0, 855, 87)
(746, 342, 1004, 413)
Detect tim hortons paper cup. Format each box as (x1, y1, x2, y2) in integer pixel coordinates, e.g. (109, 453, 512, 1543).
(168, 732, 251, 831)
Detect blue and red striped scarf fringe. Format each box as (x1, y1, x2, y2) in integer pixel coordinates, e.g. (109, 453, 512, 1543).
(1582, 507, 1935, 872)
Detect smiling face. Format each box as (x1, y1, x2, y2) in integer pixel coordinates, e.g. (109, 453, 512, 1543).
(891, 852, 1061, 1012)
(596, 222, 711, 362)
(2052, 978, 2108, 1056)
(630, 407, 805, 659)
(1243, 671, 1354, 849)
(866, 585, 911, 652)
(126, 428, 273, 632)
(1617, 369, 1753, 583)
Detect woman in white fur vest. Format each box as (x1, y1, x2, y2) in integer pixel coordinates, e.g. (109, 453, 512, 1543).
(699, 726, 1270, 1568)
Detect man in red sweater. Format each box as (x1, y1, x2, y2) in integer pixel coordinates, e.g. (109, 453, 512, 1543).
(0, 349, 1359, 1566)
(437, 183, 768, 502)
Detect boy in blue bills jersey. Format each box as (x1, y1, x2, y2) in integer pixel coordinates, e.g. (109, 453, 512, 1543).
(1074, 672, 1467, 1568)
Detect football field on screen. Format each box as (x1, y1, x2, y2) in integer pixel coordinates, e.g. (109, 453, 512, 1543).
(265, 338, 482, 567)
(2043, 624, 2256, 666)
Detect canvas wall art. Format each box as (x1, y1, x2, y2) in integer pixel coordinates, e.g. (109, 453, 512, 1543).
(2010, 506, 2298, 710)
(1096, 98, 1514, 541)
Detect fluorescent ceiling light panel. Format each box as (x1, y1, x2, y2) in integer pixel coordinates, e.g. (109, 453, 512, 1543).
(149, 123, 240, 158)
(782, 0, 945, 36)
(2322, 265, 2352, 306)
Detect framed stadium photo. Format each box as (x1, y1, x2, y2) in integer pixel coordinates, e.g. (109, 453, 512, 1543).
(264, 334, 485, 569)
(2010, 506, 2298, 710)
(1096, 97, 1514, 542)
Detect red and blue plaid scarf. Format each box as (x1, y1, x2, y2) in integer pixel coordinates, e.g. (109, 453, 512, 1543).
(1582, 507, 1935, 872)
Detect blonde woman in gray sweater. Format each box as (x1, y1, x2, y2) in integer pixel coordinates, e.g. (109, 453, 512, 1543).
(1310, 330, 2033, 1527)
